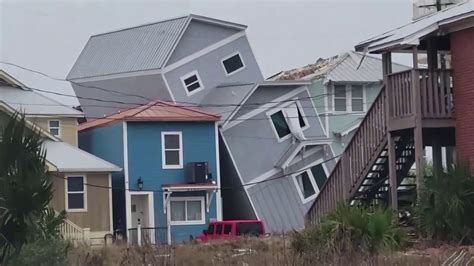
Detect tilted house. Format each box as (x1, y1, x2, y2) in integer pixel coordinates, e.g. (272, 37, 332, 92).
(307, 0, 473, 224)
(0, 68, 121, 245)
(272, 51, 409, 155)
(67, 14, 333, 233)
(78, 100, 221, 244)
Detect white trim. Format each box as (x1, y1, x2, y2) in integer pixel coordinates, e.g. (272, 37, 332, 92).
(223, 86, 306, 131)
(108, 173, 113, 232)
(214, 122, 223, 221)
(295, 100, 310, 131)
(219, 131, 259, 220)
(267, 108, 292, 143)
(161, 131, 183, 169)
(288, 146, 324, 167)
(65, 174, 88, 213)
(48, 119, 61, 138)
(161, 16, 193, 69)
(220, 51, 246, 76)
(340, 121, 362, 137)
(69, 68, 163, 83)
(129, 191, 155, 243)
(266, 100, 309, 142)
(180, 70, 204, 97)
(167, 196, 206, 225)
(292, 159, 329, 204)
(164, 31, 246, 72)
(161, 74, 176, 103)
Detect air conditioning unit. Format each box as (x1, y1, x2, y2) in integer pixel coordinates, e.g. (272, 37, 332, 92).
(185, 162, 209, 184)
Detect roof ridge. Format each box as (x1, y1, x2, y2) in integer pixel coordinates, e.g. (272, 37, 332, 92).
(91, 15, 190, 37)
(29, 89, 83, 115)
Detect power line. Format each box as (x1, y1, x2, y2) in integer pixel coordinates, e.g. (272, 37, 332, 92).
(53, 153, 341, 194)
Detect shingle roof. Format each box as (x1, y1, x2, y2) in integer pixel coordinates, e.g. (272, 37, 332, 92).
(67, 14, 247, 80)
(43, 139, 121, 172)
(79, 100, 220, 130)
(276, 51, 409, 83)
(355, 0, 474, 53)
(0, 86, 83, 117)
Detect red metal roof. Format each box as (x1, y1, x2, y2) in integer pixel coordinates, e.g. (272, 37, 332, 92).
(79, 100, 220, 130)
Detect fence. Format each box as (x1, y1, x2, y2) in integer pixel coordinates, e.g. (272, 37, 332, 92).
(128, 226, 168, 245)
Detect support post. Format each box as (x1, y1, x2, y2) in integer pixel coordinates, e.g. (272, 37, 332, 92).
(414, 126, 425, 201)
(388, 132, 398, 211)
(432, 134, 443, 177)
(137, 222, 142, 246)
(446, 146, 456, 169)
(82, 228, 90, 244)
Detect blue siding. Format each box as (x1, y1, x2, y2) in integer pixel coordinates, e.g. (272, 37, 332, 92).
(127, 121, 218, 242)
(79, 123, 126, 231)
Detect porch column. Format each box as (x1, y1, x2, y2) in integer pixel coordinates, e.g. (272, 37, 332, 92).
(388, 132, 398, 211)
(432, 134, 443, 177)
(414, 126, 425, 200)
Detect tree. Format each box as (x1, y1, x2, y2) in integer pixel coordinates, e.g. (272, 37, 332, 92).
(0, 112, 55, 262)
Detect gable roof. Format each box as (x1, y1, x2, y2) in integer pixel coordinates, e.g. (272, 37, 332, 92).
(355, 0, 474, 53)
(0, 101, 120, 172)
(79, 100, 220, 130)
(275, 51, 409, 83)
(67, 14, 247, 80)
(0, 64, 80, 106)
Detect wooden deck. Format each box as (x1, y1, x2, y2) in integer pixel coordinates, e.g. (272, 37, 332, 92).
(306, 68, 455, 225)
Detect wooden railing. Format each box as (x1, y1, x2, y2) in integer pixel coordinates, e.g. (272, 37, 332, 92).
(387, 69, 454, 120)
(60, 218, 90, 243)
(306, 88, 387, 225)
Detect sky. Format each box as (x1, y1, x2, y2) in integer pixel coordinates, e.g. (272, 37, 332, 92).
(1, 0, 413, 105)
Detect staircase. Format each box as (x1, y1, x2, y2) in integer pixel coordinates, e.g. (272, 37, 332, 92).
(60, 218, 90, 244)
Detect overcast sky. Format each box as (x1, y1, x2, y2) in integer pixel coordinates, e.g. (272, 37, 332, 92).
(1, 0, 413, 82)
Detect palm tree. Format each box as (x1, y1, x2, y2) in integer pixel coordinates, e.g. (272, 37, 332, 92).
(0, 112, 54, 261)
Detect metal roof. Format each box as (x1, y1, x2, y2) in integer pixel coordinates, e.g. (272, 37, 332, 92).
(0, 86, 83, 117)
(67, 14, 247, 80)
(43, 139, 121, 172)
(277, 51, 409, 83)
(355, 0, 474, 53)
(79, 100, 219, 130)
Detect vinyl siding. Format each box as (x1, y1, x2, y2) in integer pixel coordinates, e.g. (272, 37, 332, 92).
(33, 117, 78, 146)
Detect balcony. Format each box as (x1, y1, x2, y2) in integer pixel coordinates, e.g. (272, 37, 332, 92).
(386, 68, 455, 131)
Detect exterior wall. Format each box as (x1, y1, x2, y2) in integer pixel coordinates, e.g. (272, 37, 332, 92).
(126, 121, 218, 242)
(32, 117, 78, 146)
(50, 172, 112, 233)
(451, 27, 474, 172)
(72, 73, 171, 119)
(163, 36, 263, 105)
(79, 123, 125, 231)
(167, 20, 241, 65)
(222, 89, 327, 184)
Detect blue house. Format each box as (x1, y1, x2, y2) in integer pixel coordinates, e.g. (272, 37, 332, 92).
(78, 100, 221, 244)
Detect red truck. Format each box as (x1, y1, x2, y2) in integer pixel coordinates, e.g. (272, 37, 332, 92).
(196, 220, 265, 241)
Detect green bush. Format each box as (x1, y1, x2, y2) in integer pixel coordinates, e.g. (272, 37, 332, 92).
(414, 165, 474, 243)
(7, 238, 70, 266)
(292, 204, 406, 264)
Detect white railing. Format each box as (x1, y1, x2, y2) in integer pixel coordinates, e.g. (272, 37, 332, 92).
(60, 218, 90, 243)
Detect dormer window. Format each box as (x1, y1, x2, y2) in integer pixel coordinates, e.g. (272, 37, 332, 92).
(48, 120, 61, 137)
(221, 52, 245, 76)
(181, 71, 204, 96)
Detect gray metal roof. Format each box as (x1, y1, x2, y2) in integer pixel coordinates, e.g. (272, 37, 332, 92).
(0, 86, 83, 117)
(43, 139, 121, 172)
(355, 0, 473, 53)
(67, 14, 247, 80)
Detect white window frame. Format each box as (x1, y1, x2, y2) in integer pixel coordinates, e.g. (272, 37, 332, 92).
(349, 84, 366, 113)
(292, 160, 329, 204)
(332, 84, 348, 113)
(48, 119, 61, 137)
(266, 101, 309, 143)
(65, 174, 87, 212)
(161, 131, 183, 169)
(180, 70, 204, 96)
(220, 51, 246, 76)
(168, 196, 205, 225)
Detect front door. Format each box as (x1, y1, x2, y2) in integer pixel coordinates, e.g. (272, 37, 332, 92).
(130, 194, 154, 244)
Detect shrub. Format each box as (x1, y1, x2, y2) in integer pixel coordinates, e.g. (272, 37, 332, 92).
(414, 165, 474, 243)
(8, 238, 70, 266)
(291, 204, 406, 264)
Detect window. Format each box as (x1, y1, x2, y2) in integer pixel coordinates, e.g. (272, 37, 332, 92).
(181, 71, 203, 95)
(236, 222, 263, 236)
(48, 120, 60, 136)
(334, 85, 347, 112)
(222, 52, 245, 75)
(161, 132, 183, 169)
(269, 103, 308, 141)
(294, 171, 317, 201)
(310, 164, 328, 189)
(215, 224, 223, 235)
(207, 224, 215, 234)
(169, 197, 205, 225)
(223, 224, 232, 235)
(351, 85, 364, 112)
(66, 175, 86, 212)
